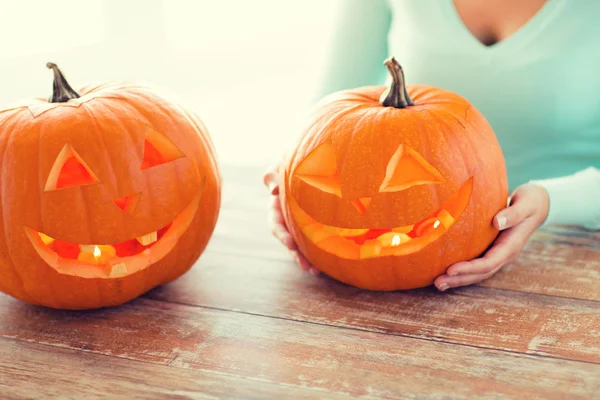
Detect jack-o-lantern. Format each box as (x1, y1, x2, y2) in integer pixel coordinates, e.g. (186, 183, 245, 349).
(279, 57, 508, 291)
(0, 63, 221, 309)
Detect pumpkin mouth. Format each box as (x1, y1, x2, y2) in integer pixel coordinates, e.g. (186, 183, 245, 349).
(290, 178, 473, 260)
(25, 192, 202, 279)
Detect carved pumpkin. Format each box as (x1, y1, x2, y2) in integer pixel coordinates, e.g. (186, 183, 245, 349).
(279, 57, 508, 291)
(0, 63, 221, 309)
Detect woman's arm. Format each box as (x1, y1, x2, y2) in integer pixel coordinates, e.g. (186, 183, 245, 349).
(531, 167, 600, 230)
(265, 0, 393, 276)
(313, 0, 392, 101)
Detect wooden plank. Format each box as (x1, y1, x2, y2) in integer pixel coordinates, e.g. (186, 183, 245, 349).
(145, 252, 600, 364)
(0, 296, 597, 399)
(539, 225, 600, 250)
(480, 235, 600, 301)
(0, 337, 343, 400)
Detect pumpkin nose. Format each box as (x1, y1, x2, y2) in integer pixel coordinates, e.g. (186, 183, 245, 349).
(113, 192, 141, 214)
(351, 197, 372, 215)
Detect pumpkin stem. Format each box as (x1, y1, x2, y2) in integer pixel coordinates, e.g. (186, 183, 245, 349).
(46, 62, 80, 103)
(380, 57, 413, 108)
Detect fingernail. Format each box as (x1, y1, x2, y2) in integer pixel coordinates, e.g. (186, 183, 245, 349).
(309, 268, 320, 276)
(448, 271, 458, 277)
(438, 283, 448, 292)
(497, 215, 507, 230)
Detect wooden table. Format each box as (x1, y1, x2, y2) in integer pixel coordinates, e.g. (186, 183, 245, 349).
(1, 165, 599, 399)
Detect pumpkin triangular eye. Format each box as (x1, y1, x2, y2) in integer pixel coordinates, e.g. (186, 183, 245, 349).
(379, 145, 445, 192)
(141, 125, 185, 170)
(295, 140, 342, 197)
(45, 144, 99, 191)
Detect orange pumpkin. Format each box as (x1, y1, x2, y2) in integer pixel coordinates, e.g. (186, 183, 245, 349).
(279, 57, 508, 291)
(0, 63, 221, 309)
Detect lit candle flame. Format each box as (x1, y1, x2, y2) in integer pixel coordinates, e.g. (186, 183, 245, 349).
(93, 246, 101, 258)
(391, 235, 401, 246)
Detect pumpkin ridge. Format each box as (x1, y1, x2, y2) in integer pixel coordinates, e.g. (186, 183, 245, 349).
(0, 104, 33, 118)
(435, 107, 470, 131)
(333, 104, 376, 166)
(291, 102, 370, 178)
(1, 110, 33, 300)
(421, 107, 480, 251)
(338, 104, 381, 198)
(80, 101, 121, 195)
(86, 97, 142, 205)
(178, 107, 220, 173)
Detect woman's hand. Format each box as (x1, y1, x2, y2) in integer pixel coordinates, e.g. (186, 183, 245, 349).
(263, 164, 321, 276)
(434, 183, 550, 292)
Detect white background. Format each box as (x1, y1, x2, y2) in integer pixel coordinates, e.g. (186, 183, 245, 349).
(0, 0, 340, 167)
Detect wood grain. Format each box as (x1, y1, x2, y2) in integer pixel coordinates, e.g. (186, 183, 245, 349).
(144, 252, 600, 363)
(0, 337, 346, 400)
(480, 228, 600, 301)
(0, 296, 597, 399)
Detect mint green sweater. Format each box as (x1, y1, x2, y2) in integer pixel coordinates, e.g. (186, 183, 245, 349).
(315, 0, 600, 229)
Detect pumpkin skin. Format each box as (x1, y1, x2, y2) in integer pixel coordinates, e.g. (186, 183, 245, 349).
(279, 58, 508, 291)
(0, 64, 221, 309)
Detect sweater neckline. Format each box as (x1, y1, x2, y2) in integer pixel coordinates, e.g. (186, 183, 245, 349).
(441, 0, 563, 55)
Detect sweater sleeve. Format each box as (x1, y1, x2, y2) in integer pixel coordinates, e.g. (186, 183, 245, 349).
(530, 167, 600, 230)
(312, 0, 392, 101)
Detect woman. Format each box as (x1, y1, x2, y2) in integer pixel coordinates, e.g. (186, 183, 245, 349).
(264, 0, 600, 291)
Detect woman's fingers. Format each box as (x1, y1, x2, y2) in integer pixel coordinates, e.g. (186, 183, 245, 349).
(439, 214, 538, 290)
(435, 271, 497, 291)
(269, 195, 296, 250)
(290, 250, 320, 275)
(269, 198, 320, 275)
(440, 215, 539, 290)
(272, 223, 297, 250)
(434, 183, 550, 292)
(446, 224, 525, 277)
(268, 195, 284, 222)
(445, 186, 535, 278)
(289, 250, 308, 270)
(264, 159, 320, 277)
(263, 164, 280, 195)
(271, 214, 296, 250)
(493, 190, 533, 230)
